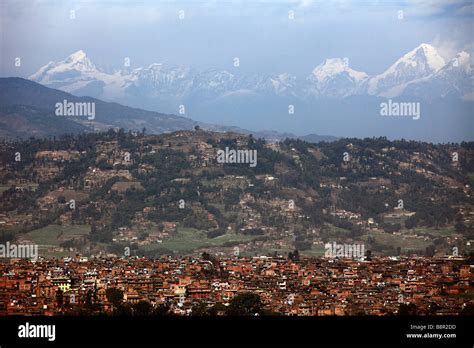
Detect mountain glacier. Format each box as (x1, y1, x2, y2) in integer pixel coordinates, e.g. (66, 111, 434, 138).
(26, 43, 473, 143)
(30, 44, 472, 105)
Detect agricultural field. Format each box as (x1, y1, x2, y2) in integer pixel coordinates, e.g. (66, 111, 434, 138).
(140, 227, 256, 255)
(22, 224, 91, 257)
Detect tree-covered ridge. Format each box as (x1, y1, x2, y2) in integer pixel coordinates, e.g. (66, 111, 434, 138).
(0, 129, 472, 258)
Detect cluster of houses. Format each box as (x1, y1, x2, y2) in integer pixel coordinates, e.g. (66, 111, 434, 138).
(1, 256, 471, 316)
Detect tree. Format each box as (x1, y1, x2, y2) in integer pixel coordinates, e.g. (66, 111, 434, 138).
(85, 289, 93, 308)
(191, 301, 210, 316)
(133, 300, 152, 316)
(425, 245, 436, 257)
(114, 303, 133, 316)
(201, 252, 217, 263)
(106, 288, 123, 309)
(55, 289, 63, 307)
(152, 304, 172, 316)
(405, 216, 416, 229)
(455, 221, 466, 233)
(208, 302, 227, 316)
(460, 303, 474, 315)
(288, 249, 300, 261)
(294, 240, 311, 251)
(398, 303, 418, 316)
(226, 293, 263, 316)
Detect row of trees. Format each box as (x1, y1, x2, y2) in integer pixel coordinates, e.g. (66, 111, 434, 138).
(105, 288, 265, 316)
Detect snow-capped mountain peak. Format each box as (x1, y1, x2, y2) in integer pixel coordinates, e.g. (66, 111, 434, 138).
(65, 49, 87, 62)
(55, 49, 97, 73)
(409, 43, 445, 72)
(382, 49, 473, 101)
(29, 49, 98, 84)
(29, 50, 132, 99)
(366, 43, 446, 97)
(305, 58, 368, 97)
(311, 58, 367, 83)
(28, 45, 472, 105)
(270, 73, 298, 96)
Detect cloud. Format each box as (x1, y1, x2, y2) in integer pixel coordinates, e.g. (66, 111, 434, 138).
(456, 3, 474, 16)
(431, 35, 461, 61)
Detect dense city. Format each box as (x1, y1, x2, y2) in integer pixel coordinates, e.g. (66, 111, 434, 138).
(1, 255, 472, 316)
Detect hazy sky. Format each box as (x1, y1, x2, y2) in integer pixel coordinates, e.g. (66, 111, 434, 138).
(1, 0, 473, 77)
